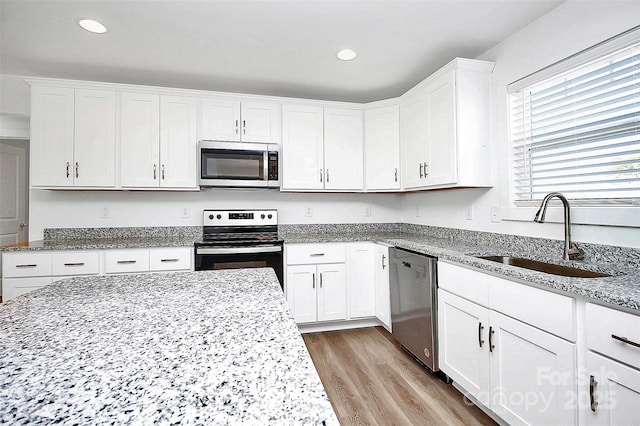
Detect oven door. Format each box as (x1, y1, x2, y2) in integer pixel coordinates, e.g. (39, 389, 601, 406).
(199, 141, 270, 187)
(194, 244, 284, 288)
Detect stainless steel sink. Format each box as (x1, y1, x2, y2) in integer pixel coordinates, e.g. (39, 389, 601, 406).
(477, 256, 609, 278)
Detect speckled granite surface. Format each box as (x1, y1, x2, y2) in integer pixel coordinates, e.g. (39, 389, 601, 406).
(0, 269, 338, 425)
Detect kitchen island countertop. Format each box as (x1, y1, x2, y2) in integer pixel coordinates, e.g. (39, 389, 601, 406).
(0, 269, 338, 425)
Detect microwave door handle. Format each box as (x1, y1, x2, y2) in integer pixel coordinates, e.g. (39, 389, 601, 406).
(264, 151, 269, 182)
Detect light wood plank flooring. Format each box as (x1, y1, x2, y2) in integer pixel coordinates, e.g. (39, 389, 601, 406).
(303, 326, 496, 426)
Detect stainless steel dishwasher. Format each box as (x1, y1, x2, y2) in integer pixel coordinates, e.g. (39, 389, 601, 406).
(389, 247, 439, 372)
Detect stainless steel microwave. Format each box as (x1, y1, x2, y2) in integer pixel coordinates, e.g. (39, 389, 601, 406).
(198, 140, 280, 188)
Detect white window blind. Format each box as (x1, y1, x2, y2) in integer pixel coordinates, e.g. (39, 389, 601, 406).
(509, 34, 640, 204)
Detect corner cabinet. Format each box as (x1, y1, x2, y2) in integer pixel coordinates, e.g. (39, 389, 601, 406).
(31, 86, 116, 188)
(364, 104, 400, 191)
(401, 58, 494, 190)
(281, 105, 363, 191)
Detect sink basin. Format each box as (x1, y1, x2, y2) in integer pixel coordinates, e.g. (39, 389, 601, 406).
(477, 256, 609, 278)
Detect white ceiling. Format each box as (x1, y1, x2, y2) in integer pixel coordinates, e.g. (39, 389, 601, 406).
(0, 0, 564, 103)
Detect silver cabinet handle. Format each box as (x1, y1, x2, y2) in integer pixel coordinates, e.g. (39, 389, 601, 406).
(161, 164, 165, 180)
(235, 119, 239, 134)
(243, 120, 246, 135)
(63, 262, 85, 267)
(75, 162, 79, 178)
(153, 164, 157, 180)
(326, 169, 329, 182)
(489, 326, 495, 352)
(117, 260, 137, 264)
(66, 162, 70, 178)
(478, 322, 485, 347)
(381, 254, 386, 269)
(160, 258, 179, 263)
(320, 169, 323, 182)
(394, 168, 398, 182)
(319, 273, 323, 288)
(312, 273, 315, 289)
(310, 253, 325, 257)
(611, 334, 640, 348)
(424, 162, 428, 177)
(419, 163, 423, 178)
(16, 264, 37, 268)
(590, 375, 598, 412)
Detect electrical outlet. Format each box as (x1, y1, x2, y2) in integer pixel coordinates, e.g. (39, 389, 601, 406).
(101, 207, 111, 218)
(416, 205, 420, 217)
(181, 207, 190, 218)
(305, 207, 313, 217)
(465, 205, 473, 220)
(491, 206, 500, 223)
(364, 206, 371, 217)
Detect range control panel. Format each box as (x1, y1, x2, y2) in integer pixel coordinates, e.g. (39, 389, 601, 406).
(203, 209, 278, 227)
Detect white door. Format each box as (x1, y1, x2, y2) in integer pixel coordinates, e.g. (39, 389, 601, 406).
(400, 87, 429, 189)
(348, 243, 375, 319)
(160, 95, 197, 188)
(121, 92, 160, 187)
(281, 104, 324, 190)
(489, 310, 576, 426)
(30, 86, 74, 187)
(286, 264, 317, 324)
(365, 105, 400, 190)
(374, 244, 391, 330)
(317, 263, 347, 322)
(0, 142, 28, 246)
(438, 289, 491, 406)
(240, 101, 280, 144)
(74, 89, 116, 187)
(323, 108, 363, 190)
(199, 98, 241, 142)
(425, 70, 457, 186)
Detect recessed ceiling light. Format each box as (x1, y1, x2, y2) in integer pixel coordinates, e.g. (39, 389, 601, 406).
(337, 49, 357, 61)
(77, 18, 107, 34)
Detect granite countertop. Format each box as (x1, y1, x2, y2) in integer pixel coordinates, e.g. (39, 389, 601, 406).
(0, 269, 338, 425)
(0, 236, 196, 251)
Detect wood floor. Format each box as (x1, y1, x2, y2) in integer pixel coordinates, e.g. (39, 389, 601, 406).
(303, 327, 497, 426)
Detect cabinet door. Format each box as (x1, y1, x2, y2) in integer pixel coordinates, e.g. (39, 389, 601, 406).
(160, 95, 197, 188)
(317, 263, 347, 322)
(240, 101, 280, 144)
(365, 105, 400, 190)
(281, 104, 324, 190)
(74, 89, 116, 187)
(348, 243, 375, 319)
(199, 98, 241, 141)
(121, 92, 160, 187)
(374, 244, 391, 330)
(587, 352, 640, 426)
(438, 289, 491, 406)
(323, 108, 363, 190)
(424, 70, 457, 186)
(400, 87, 428, 189)
(286, 264, 317, 324)
(30, 86, 74, 187)
(489, 311, 576, 426)
(3, 277, 53, 301)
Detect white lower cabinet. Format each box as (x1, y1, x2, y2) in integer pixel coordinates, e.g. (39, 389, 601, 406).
(374, 244, 391, 330)
(348, 243, 376, 319)
(438, 261, 577, 426)
(286, 263, 347, 323)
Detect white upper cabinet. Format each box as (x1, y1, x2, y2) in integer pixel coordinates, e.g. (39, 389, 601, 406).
(121, 93, 196, 188)
(281, 105, 363, 191)
(401, 58, 493, 190)
(199, 98, 280, 144)
(31, 86, 116, 188)
(323, 108, 363, 191)
(121, 92, 161, 187)
(365, 104, 400, 191)
(281, 104, 324, 190)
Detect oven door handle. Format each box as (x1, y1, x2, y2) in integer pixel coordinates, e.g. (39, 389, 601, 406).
(196, 246, 282, 255)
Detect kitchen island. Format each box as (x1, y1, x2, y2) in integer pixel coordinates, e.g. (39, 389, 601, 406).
(0, 269, 337, 425)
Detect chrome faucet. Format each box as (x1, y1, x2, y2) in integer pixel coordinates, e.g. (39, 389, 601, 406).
(534, 192, 584, 261)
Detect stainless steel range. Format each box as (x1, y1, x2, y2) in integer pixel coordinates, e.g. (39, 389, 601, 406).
(194, 209, 284, 288)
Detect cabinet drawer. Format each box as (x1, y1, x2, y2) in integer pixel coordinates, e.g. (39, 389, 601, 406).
(149, 247, 191, 271)
(286, 243, 346, 265)
(52, 251, 100, 276)
(2, 252, 53, 278)
(437, 261, 490, 307)
(489, 276, 575, 341)
(3, 276, 53, 301)
(105, 250, 149, 274)
(586, 303, 640, 368)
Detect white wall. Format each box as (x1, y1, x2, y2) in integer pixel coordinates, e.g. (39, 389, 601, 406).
(0, 74, 30, 115)
(401, 0, 640, 248)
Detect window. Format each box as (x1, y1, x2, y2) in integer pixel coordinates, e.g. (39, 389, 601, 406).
(508, 29, 640, 205)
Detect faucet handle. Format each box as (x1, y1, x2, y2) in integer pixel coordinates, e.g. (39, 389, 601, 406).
(568, 244, 584, 261)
